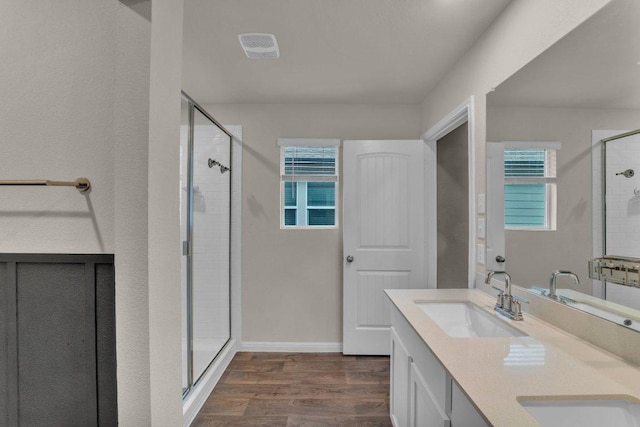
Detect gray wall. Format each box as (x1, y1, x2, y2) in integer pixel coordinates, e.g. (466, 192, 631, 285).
(207, 103, 421, 344)
(437, 123, 469, 289)
(486, 105, 640, 289)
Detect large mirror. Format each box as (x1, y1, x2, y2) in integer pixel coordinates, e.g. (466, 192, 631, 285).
(485, 0, 640, 329)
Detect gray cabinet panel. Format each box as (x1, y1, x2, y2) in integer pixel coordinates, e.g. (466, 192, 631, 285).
(17, 263, 95, 427)
(96, 263, 117, 426)
(0, 263, 8, 427)
(0, 254, 116, 427)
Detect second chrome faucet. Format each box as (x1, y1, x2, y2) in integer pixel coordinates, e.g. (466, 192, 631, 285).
(548, 270, 580, 300)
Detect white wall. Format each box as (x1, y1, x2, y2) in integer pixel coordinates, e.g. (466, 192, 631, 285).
(421, 0, 611, 132)
(206, 103, 421, 344)
(419, 0, 612, 278)
(114, 1, 153, 424)
(0, 0, 116, 253)
(487, 106, 640, 290)
(2, 0, 186, 424)
(148, 0, 185, 425)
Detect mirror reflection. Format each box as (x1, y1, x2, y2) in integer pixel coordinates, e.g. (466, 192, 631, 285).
(485, 0, 640, 328)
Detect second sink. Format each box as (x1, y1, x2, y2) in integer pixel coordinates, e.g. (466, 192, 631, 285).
(520, 397, 640, 427)
(416, 300, 527, 338)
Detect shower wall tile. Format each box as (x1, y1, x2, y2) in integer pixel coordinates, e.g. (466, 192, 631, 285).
(192, 124, 231, 343)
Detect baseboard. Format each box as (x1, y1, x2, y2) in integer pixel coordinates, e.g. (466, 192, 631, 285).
(240, 341, 343, 353)
(183, 339, 238, 427)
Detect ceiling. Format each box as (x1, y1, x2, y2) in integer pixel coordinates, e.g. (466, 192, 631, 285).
(181, 0, 512, 105)
(488, 0, 640, 110)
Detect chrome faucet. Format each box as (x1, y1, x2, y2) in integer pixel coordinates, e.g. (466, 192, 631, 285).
(485, 270, 527, 321)
(486, 270, 512, 308)
(548, 271, 580, 300)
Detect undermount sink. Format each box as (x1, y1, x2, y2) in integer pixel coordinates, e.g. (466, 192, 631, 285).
(416, 301, 527, 338)
(520, 397, 640, 427)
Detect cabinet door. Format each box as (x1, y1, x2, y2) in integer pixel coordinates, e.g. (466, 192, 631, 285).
(409, 363, 450, 427)
(0, 256, 116, 427)
(450, 381, 489, 427)
(390, 327, 411, 427)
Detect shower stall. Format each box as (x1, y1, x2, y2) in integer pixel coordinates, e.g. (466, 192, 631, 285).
(603, 130, 640, 258)
(180, 93, 233, 396)
(592, 128, 640, 310)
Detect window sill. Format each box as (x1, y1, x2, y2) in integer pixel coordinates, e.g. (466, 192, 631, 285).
(280, 225, 339, 230)
(506, 227, 556, 232)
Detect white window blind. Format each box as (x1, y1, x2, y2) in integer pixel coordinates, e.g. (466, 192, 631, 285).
(282, 146, 337, 182)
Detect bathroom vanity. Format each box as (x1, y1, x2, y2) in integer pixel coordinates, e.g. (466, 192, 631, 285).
(386, 289, 640, 427)
(389, 295, 488, 427)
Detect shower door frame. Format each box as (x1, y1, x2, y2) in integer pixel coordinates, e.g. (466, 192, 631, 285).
(181, 91, 234, 397)
(592, 129, 640, 300)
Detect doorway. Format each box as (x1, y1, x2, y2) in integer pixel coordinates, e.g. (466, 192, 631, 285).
(422, 97, 476, 288)
(436, 123, 469, 289)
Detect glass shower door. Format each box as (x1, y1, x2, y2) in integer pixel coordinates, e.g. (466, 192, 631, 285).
(181, 94, 232, 395)
(191, 108, 231, 382)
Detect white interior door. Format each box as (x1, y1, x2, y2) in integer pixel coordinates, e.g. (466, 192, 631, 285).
(486, 142, 506, 271)
(343, 140, 425, 355)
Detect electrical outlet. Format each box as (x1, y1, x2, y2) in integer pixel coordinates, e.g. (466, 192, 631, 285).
(477, 244, 485, 265)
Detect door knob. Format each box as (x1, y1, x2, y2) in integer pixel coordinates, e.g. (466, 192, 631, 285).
(496, 255, 505, 263)
(346, 255, 354, 263)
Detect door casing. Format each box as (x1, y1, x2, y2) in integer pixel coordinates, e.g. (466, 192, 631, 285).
(421, 96, 477, 288)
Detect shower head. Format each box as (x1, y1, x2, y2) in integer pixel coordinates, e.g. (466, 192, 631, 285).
(208, 158, 231, 174)
(616, 169, 635, 178)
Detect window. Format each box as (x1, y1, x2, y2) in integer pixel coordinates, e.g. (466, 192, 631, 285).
(504, 145, 558, 230)
(278, 139, 340, 228)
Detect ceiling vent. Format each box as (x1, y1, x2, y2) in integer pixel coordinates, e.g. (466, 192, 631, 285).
(238, 33, 280, 59)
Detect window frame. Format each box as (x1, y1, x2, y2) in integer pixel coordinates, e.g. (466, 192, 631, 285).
(278, 138, 340, 229)
(503, 142, 559, 231)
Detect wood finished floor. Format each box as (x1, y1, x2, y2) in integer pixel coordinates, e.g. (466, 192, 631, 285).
(192, 352, 392, 427)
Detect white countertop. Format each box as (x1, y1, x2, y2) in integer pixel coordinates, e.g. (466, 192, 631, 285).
(385, 288, 640, 427)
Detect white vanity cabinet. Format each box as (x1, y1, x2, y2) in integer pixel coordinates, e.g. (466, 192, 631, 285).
(390, 306, 488, 427)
